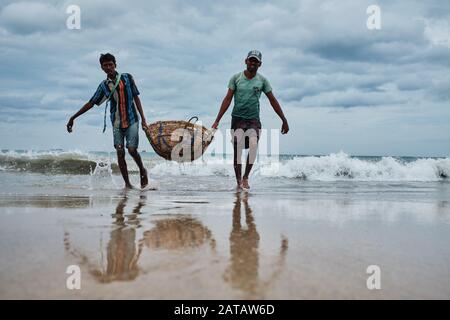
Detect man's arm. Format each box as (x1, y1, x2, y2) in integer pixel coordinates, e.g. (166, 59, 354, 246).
(133, 96, 148, 130)
(212, 89, 234, 129)
(265, 91, 289, 134)
(66, 101, 95, 133)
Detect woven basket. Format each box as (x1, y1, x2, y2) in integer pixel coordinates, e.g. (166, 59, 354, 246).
(144, 116, 215, 162)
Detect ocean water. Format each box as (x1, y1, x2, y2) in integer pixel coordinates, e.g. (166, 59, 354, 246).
(0, 149, 449, 201)
(1, 149, 450, 299)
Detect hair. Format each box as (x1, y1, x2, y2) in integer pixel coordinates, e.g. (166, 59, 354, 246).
(99, 53, 116, 66)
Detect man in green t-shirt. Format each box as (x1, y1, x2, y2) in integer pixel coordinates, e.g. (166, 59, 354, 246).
(212, 50, 289, 190)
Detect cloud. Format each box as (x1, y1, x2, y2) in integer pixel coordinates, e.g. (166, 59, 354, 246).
(0, 0, 449, 156)
(0, 1, 65, 34)
(300, 88, 407, 108)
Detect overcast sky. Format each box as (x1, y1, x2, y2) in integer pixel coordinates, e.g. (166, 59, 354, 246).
(1, 0, 450, 156)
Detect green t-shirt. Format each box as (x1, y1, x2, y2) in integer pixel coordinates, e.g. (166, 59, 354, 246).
(228, 72, 272, 120)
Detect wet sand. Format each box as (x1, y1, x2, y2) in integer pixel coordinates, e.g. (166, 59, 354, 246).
(0, 188, 450, 299)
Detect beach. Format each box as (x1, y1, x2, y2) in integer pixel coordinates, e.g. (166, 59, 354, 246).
(0, 150, 449, 299)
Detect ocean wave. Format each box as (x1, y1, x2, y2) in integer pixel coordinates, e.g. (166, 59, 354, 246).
(0, 150, 119, 174)
(1, 150, 448, 181)
(150, 151, 450, 182)
(261, 152, 450, 181)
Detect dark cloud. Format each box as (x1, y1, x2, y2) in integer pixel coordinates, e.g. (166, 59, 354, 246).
(0, 0, 449, 155)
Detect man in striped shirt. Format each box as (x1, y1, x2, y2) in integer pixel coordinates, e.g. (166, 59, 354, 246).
(67, 53, 148, 189)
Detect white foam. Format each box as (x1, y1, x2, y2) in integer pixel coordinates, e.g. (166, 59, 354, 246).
(149, 151, 450, 182)
(265, 152, 450, 181)
(149, 157, 235, 177)
(89, 159, 118, 190)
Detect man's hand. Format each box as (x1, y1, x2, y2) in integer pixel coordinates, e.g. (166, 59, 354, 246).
(67, 117, 74, 133)
(141, 120, 148, 132)
(211, 121, 219, 129)
(281, 120, 289, 134)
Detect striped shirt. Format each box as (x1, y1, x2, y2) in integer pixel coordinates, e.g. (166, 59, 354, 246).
(89, 72, 140, 129)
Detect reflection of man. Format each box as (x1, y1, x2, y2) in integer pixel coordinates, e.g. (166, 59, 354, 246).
(63, 195, 146, 283)
(99, 196, 145, 282)
(64, 194, 220, 285)
(224, 192, 289, 298)
(225, 192, 260, 296)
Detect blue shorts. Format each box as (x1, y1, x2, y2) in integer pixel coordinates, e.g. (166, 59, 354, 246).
(113, 122, 139, 149)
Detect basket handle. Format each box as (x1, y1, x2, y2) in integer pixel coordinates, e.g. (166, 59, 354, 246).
(187, 116, 198, 124)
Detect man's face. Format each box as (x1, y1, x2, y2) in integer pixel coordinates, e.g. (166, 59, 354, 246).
(245, 57, 261, 73)
(101, 61, 116, 77)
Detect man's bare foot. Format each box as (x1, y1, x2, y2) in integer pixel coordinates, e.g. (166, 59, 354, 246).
(236, 180, 242, 190)
(140, 169, 148, 189)
(125, 183, 133, 189)
(242, 178, 250, 189)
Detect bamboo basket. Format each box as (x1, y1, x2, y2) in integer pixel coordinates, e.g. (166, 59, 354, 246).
(144, 116, 215, 162)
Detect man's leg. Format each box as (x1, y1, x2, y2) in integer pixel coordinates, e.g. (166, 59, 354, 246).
(232, 127, 246, 189)
(113, 126, 133, 188)
(233, 138, 242, 188)
(116, 144, 133, 188)
(242, 136, 258, 189)
(128, 147, 148, 188)
(126, 122, 148, 189)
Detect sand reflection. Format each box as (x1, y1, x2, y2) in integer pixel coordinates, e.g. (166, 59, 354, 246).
(224, 192, 288, 298)
(64, 193, 216, 284)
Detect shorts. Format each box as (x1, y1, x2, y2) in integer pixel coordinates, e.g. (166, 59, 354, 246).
(230, 116, 261, 149)
(113, 122, 139, 148)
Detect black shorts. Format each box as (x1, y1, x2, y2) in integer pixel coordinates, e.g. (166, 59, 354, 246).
(231, 116, 262, 149)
